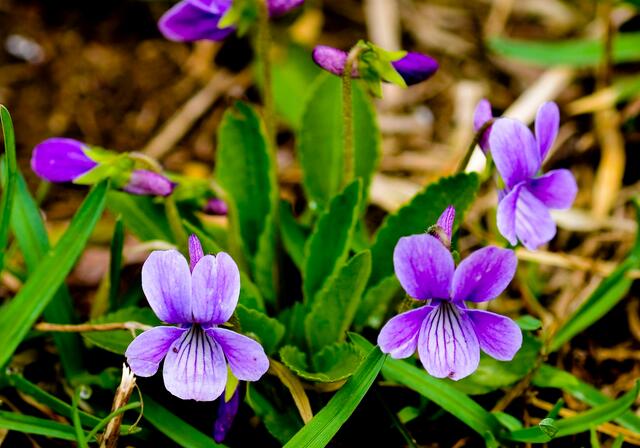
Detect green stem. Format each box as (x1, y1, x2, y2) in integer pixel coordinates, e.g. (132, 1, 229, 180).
(342, 48, 359, 187)
(257, 0, 275, 150)
(456, 118, 494, 173)
(72, 388, 89, 448)
(164, 196, 188, 249)
(85, 402, 141, 443)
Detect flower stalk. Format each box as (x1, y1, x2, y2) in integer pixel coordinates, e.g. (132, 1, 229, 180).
(257, 0, 275, 150)
(342, 46, 361, 187)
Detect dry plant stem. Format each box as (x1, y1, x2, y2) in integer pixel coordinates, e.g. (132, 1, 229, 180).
(456, 119, 493, 173)
(258, 0, 275, 150)
(142, 70, 251, 159)
(35, 322, 152, 333)
(100, 366, 137, 448)
(267, 359, 313, 423)
(342, 47, 360, 188)
(530, 396, 640, 445)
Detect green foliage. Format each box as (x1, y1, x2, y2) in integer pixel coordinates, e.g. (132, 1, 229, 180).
(0, 106, 17, 271)
(490, 32, 640, 67)
(0, 181, 108, 369)
(81, 307, 161, 354)
(303, 180, 361, 303)
(236, 304, 285, 355)
(216, 101, 277, 302)
(246, 385, 303, 444)
(107, 191, 173, 242)
(0, 410, 90, 442)
(283, 344, 385, 447)
(279, 200, 308, 270)
(368, 172, 480, 289)
(298, 75, 380, 209)
(108, 217, 125, 310)
(354, 274, 400, 329)
(278, 302, 309, 348)
(305, 251, 371, 352)
(280, 343, 363, 382)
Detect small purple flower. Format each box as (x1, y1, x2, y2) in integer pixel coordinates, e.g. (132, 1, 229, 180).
(213, 387, 240, 443)
(311, 45, 438, 86)
(429, 205, 455, 249)
(123, 169, 175, 197)
(159, 0, 304, 42)
(491, 102, 577, 250)
(204, 198, 229, 216)
(125, 234, 269, 401)
(378, 233, 522, 380)
(473, 99, 494, 153)
(31, 138, 97, 182)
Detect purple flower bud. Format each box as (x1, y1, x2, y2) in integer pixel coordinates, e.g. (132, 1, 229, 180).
(312, 45, 438, 86)
(188, 234, 204, 271)
(473, 99, 494, 154)
(31, 138, 98, 183)
(204, 198, 229, 216)
(123, 170, 175, 197)
(429, 205, 455, 249)
(213, 387, 240, 443)
(268, 0, 305, 17)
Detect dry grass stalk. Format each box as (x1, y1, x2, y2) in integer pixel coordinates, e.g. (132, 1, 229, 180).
(100, 365, 137, 448)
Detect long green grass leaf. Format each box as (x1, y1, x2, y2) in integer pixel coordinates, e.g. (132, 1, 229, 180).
(0, 410, 90, 441)
(0, 106, 17, 271)
(0, 181, 108, 368)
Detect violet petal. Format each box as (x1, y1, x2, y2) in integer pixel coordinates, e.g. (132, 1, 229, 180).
(188, 234, 205, 271)
(514, 186, 557, 250)
(496, 184, 522, 246)
(535, 101, 560, 161)
(451, 246, 517, 303)
(204, 198, 229, 216)
(417, 302, 480, 380)
(191, 252, 240, 324)
(391, 52, 438, 85)
(435, 205, 455, 245)
(377, 305, 434, 358)
(468, 309, 522, 361)
(489, 118, 541, 189)
(123, 170, 175, 196)
(473, 99, 493, 153)
(163, 326, 227, 401)
(311, 45, 350, 76)
(267, 0, 304, 17)
(528, 169, 577, 210)
(208, 328, 269, 381)
(393, 234, 454, 300)
(125, 326, 186, 377)
(142, 250, 192, 323)
(158, 0, 234, 42)
(31, 138, 97, 182)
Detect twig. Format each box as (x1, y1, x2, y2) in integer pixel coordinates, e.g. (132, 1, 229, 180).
(34, 322, 152, 333)
(99, 365, 138, 448)
(267, 359, 314, 424)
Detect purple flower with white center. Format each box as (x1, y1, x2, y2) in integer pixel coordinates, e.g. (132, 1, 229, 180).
(31, 138, 97, 182)
(125, 234, 269, 401)
(158, 0, 304, 42)
(213, 387, 240, 443)
(123, 169, 175, 197)
(491, 102, 578, 250)
(473, 98, 494, 154)
(312, 45, 438, 86)
(377, 233, 522, 380)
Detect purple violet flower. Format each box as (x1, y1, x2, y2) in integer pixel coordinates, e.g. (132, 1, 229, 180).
(213, 386, 240, 443)
(123, 169, 176, 197)
(204, 198, 229, 216)
(158, 0, 304, 42)
(125, 234, 269, 401)
(491, 102, 577, 250)
(377, 233, 522, 380)
(473, 99, 494, 154)
(311, 45, 438, 86)
(31, 138, 97, 182)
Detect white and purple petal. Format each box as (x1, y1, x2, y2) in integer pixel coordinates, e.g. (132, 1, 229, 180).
(496, 184, 522, 246)
(417, 302, 480, 380)
(391, 52, 438, 86)
(451, 246, 517, 303)
(473, 99, 493, 154)
(191, 252, 240, 324)
(435, 205, 455, 246)
(158, 0, 234, 42)
(535, 101, 560, 161)
(527, 169, 577, 210)
(142, 250, 193, 323)
(377, 305, 434, 358)
(393, 234, 454, 300)
(125, 326, 186, 377)
(208, 327, 269, 381)
(31, 138, 97, 183)
(188, 234, 205, 272)
(489, 118, 541, 189)
(163, 325, 227, 401)
(499, 185, 557, 250)
(467, 309, 522, 361)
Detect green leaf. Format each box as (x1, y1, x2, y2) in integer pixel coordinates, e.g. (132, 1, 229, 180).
(305, 251, 371, 352)
(81, 307, 161, 354)
(453, 333, 541, 395)
(506, 382, 640, 443)
(236, 304, 285, 355)
(550, 201, 640, 351)
(368, 173, 480, 289)
(354, 274, 400, 329)
(283, 345, 385, 447)
(0, 106, 17, 271)
(142, 394, 227, 447)
(216, 101, 277, 302)
(280, 200, 308, 270)
(106, 191, 173, 242)
(280, 343, 364, 382)
(303, 180, 362, 303)
(108, 217, 125, 310)
(246, 385, 303, 444)
(278, 302, 309, 348)
(490, 32, 640, 67)
(298, 75, 380, 209)
(0, 181, 108, 369)
(533, 364, 640, 432)
(515, 315, 543, 331)
(10, 173, 83, 379)
(0, 410, 88, 441)
(351, 333, 502, 438)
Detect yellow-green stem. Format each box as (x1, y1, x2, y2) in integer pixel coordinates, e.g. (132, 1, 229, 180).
(257, 0, 275, 150)
(342, 48, 360, 187)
